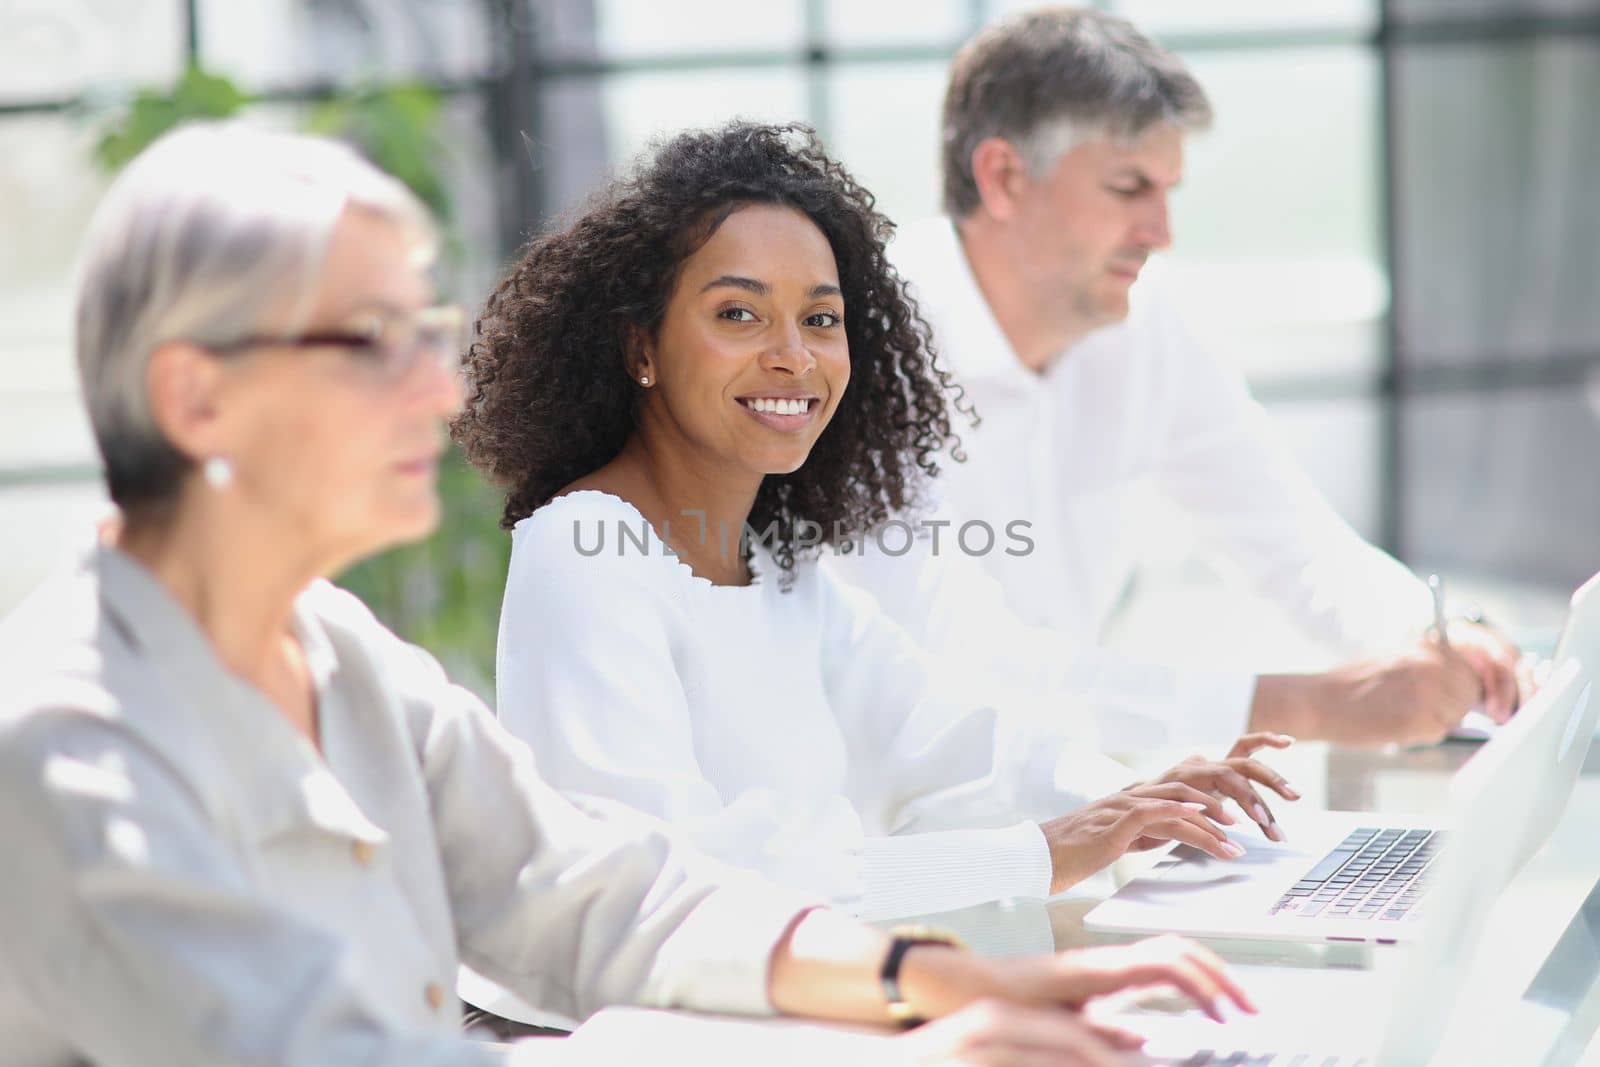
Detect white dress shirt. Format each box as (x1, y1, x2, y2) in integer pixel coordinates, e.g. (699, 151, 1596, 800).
(828, 218, 1435, 749)
(0, 543, 819, 1067)
(496, 491, 1134, 922)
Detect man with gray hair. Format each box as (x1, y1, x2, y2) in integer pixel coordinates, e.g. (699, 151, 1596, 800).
(831, 6, 1527, 750)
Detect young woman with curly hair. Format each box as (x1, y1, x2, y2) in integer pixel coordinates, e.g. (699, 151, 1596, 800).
(455, 121, 1298, 923)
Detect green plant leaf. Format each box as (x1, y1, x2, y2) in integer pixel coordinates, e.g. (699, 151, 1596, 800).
(93, 67, 251, 172)
(306, 81, 452, 220)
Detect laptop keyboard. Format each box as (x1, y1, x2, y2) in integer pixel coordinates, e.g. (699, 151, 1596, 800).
(1269, 827, 1443, 921)
(1156, 1053, 1369, 1065)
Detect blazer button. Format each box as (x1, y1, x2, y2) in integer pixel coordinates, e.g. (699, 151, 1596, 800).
(351, 839, 378, 866)
(425, 982, 447, 1013)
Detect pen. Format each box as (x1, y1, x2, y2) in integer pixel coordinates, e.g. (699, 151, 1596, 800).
(1428, 573, 1449, 648)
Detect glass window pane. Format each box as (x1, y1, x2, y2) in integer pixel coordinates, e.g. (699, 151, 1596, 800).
(1111, 0, 1377, 33)
(1175, 48, 1379, 267)
(535, 76, 614, 220)
(984, 0, 1375, 31)
(1393, 37, 1600, 369)
(823, 61, 949, 228)
(538, 67, 809, 219)
(530, 0, 601, 59)
(1163, 47, 1382, 385)
(199, 0, 495, 90)
(580, 0, 805, 60)
(1168, 260, 1385, 388)
(1402, 386, 1600, 589)
(0, 115, 108, 471)
(0, 0, 182, 102)
(0, 482, 108, 615)
(1263, 396, 1382, 541)
(822, 0, 972, 47)
(605, 66, 809, 165)
(1392, 0, 1594, 21)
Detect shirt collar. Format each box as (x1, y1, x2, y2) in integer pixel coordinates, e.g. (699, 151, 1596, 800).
(93, 540, 338, 696)
(88, 541, 380, 842)
(891, 217, 1040, 392)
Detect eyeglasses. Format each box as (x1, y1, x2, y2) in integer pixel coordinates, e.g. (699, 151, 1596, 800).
(208, 304, 469, 383)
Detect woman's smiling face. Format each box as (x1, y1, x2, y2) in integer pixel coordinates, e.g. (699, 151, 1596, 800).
(634, 202, 850, 479)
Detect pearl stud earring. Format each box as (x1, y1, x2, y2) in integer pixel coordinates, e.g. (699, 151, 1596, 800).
(640, 375, 650, 385)
(203, 455, 234, 490)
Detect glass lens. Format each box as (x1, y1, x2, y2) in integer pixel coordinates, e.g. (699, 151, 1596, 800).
(383, 305, 468, 378)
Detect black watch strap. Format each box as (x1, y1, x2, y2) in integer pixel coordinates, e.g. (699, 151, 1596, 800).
(880, 927, 964, 1028)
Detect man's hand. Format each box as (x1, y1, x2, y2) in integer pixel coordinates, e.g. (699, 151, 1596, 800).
(1254, 639, 1482, 746)
(1446, 619, 1528, 724)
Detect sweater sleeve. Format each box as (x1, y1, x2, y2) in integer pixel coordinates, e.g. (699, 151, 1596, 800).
(812, 562, 1138, 916)
(496, 500, 1063, 919)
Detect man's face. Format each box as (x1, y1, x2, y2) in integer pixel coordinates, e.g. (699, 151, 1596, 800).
(1009, 123, 1184, 331)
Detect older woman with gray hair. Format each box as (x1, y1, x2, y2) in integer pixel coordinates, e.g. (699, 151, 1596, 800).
(0, 122, 1252, 1066)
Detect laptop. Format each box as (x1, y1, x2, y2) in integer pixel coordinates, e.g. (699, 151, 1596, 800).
(1116, 655, 1593, 1065)
(1084, 570, 1600, 945)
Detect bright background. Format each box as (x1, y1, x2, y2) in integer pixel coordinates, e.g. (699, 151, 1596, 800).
(2, 0, 1595, 681)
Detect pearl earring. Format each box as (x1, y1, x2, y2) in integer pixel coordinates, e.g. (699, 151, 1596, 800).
(640, 375, 650, 385)
(202, 455, 234, 491)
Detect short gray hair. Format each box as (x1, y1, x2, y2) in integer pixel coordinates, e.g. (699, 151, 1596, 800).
(941, 6, 1212, 218)
(75, 121, 437, 515)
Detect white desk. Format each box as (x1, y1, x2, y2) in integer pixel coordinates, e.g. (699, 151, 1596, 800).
(875, 739, 1600, 1065)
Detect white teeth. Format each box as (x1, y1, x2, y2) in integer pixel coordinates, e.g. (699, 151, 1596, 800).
(746, 398, 810, 415)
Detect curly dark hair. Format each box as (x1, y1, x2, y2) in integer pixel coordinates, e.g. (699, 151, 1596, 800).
(453, 120, 974, 583)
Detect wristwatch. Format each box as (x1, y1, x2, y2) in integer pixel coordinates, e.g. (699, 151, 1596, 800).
(880, 925, 966, 1028)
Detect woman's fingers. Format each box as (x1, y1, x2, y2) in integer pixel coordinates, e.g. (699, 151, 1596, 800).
(1168, 763, 1281, 842)
(907, 1001, 1122, 1067)
(985, 1051, 1116, 1067)
(1132, 807, 1242, 861)
(1225, 757, 1301, 802)
(1082, 1017, 1149, 1051)
(1075, 937, 1256, 1023)
(1212, 768, 1282, 842)
(1129, 781, 1236, 825)
(1172, 938, 1258, 1016)
(1121, 958, 1229, 1023)
(1058, 945, 1228, 1023)
(1225, 731, 1294, 759)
